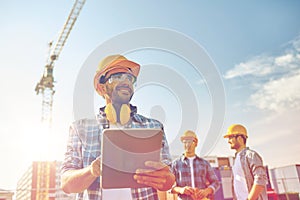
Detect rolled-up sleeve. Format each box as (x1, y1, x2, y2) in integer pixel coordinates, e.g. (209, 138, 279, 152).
(61, 123, 83, 173)
(251, 153, 268, 186)
(207, 164, 220, 193)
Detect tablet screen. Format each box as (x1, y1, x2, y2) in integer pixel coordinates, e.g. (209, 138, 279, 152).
(101, 128, 163, 189)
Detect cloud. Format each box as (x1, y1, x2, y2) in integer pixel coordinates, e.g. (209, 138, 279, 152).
(250, 70, 300, 112)
(274, 54, 294, 66)
(223, 55, 274, 79)
(224, 35, 300, 112)
(224, 35, 300, 80)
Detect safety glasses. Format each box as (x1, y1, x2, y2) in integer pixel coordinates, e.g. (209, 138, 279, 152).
(107, 73, 136, 84)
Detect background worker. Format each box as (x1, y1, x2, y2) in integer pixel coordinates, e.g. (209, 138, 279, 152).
(171, 130, 220, 200)
(60, 54, 175, 200)
(224, 124, 268, 200)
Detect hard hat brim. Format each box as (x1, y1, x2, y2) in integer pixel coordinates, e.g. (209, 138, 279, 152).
(94, 59, 140, 96)
(223, 134, 248, 138)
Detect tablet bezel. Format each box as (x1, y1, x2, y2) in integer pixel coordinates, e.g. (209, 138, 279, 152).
(100, 128, 163, 189)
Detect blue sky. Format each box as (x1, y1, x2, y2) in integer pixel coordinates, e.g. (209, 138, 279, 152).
(1, 0, 300, 191)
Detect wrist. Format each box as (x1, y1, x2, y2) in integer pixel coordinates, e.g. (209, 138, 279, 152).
(161, 173, 175, 191)
(206, 187, 213, 195)
(89, 165, 98, 177)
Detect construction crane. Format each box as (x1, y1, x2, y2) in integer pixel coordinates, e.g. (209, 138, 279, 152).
(34, 1, 86, 199)
(35, 0, 86, 127)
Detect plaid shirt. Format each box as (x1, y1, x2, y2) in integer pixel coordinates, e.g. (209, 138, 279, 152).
(232, 147, 268, 200)
(171, 155, 220, 200)
(61, 105, 172, 200)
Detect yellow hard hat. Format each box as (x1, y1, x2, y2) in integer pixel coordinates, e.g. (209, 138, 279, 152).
(180, 130, 198, 144)
(94, 54, 140, 96)
(223, 124, 248, 138)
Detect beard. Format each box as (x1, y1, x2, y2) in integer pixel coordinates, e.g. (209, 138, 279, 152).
(230, 142, 239, 150)
(106, 84, 133, 104)
(111, 89, 133, 104)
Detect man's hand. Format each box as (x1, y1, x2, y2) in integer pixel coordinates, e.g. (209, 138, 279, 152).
(179, 186, 195, 195)
(177, 187, 210, 200)
(61, 157, 101, 193)
(90, 157, 101, 177)
(133, 161, 175, 191)
(194, 188, 212, 200)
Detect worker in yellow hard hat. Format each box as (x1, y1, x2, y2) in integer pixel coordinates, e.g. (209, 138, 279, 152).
(61, 54, 175, 200)
(171, 130, 220, 200)
(223, 124, 248, 152)
(224, 124, 268, 200)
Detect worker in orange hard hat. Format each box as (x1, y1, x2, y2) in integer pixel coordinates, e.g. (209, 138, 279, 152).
(224, 124, 268, 200)
(61, 54, 175, 200)
(94, 54, 140, 98)
(93, 55, 140, 125)
(171, 130, 220, 200)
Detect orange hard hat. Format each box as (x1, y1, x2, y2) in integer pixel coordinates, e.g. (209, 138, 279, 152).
(94, 54, 140, 96)
(223, 124, 248, 138)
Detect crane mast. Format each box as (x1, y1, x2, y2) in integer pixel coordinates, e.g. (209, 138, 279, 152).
(35, 0, 86, 127)
(34, 1, 86, 199)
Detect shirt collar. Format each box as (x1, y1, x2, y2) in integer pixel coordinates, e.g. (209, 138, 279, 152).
(235, 146, 248, 157)
(180, 154, 200, 162)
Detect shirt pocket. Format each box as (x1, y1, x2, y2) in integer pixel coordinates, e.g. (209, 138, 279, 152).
(194, 164, 207, 188)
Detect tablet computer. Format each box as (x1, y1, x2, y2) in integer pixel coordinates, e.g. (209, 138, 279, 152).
(101, 128, 163, 189)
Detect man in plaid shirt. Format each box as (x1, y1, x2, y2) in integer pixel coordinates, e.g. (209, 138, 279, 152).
(61, 55, 175, 200)
(171, 130, 220, 200)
